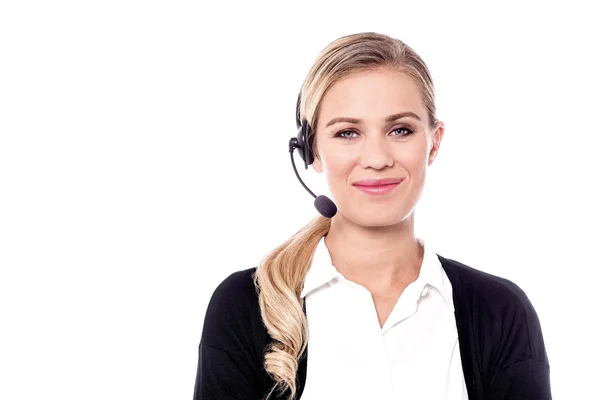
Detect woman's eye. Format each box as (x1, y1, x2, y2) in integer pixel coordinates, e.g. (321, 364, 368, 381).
(335, 128, 413, 139)
(336, 130, 358, 139)
(392, 127, 413, 136)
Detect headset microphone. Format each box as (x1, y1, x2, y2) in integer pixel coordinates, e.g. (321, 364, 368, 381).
(289, 92, 337, 218)
(288, 137, 337, 218)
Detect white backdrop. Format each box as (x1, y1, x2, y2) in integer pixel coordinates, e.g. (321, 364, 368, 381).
(1, 1, 598, 399)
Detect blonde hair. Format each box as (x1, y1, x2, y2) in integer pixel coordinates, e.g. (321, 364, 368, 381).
(253, 32, 438, 400)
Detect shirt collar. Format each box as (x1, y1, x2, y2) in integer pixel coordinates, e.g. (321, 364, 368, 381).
(300, 235, 342, 298)
(300, 236, 455, 312)
(417, 237, 455, 312)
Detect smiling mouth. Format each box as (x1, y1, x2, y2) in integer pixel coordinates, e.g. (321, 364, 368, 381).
(353, 181, 402, 195)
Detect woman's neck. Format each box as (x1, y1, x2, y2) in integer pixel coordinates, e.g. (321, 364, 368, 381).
(324, 212, 424, 291)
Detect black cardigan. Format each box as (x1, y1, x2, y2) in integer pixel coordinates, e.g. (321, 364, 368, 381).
(194, 255, 552, 399)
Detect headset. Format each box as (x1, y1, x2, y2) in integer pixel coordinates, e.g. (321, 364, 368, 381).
(288, 92, 337, 218)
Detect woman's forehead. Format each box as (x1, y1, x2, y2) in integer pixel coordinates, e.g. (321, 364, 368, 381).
(318, 70, 426, 125)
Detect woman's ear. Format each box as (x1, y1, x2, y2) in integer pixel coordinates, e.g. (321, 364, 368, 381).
(428, 121, 445, 166)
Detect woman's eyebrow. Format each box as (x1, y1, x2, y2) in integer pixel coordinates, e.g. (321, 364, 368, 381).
(325, 112, 422, 128)
(385, 112, 421, 123)
(325, 117, 361, 127)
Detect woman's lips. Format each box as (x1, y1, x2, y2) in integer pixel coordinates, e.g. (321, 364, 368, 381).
(353, 180, 402, 195)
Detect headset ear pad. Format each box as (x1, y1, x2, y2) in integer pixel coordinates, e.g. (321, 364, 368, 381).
(296, 122, 314, 169)
(296, 92, 302, 130)
(295, 91, 315, 168)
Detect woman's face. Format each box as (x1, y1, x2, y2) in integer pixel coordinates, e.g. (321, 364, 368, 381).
(312, 68, 444, 228)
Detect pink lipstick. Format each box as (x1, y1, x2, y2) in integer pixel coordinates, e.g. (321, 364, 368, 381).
(352, 178, 403, 195)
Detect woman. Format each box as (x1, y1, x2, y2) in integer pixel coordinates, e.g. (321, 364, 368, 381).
(194, 32, 551, 400)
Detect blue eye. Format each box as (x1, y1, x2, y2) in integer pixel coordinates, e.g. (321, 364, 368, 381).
(335, 130, 358, 139)
(392, 127, 414, 136)
(334, 127, 414, 139)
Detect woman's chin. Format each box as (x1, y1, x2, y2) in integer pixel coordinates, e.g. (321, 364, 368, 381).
(345, 209, 409, 228)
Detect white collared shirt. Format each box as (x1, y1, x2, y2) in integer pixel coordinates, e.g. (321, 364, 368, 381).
(300, 237, 468, 400)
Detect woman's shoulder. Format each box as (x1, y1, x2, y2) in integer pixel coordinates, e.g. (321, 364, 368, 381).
(197, 267, 275, 396)
(437, 254, 549, 363)
(437, 254, 533, 309)
(209, 267, 259, 306)
(201, 267, 270, 360)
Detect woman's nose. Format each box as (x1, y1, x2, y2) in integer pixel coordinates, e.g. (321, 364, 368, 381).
(359, 134, 394, 170)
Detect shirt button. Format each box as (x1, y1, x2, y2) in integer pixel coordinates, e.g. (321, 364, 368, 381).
(421, 286, 429, 297)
